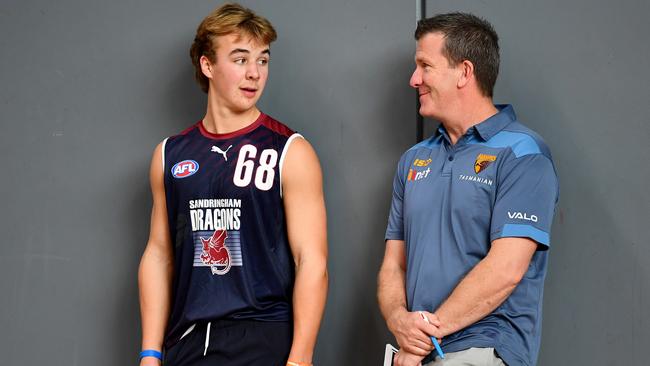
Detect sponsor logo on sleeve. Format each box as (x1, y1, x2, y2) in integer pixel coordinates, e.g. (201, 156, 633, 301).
(508, 211, 538, 222)
(172, 160, 199, 178)
(474, 154, 497, 174)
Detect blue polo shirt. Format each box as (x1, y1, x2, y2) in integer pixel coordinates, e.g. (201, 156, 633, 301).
(385, 105, 559, 366)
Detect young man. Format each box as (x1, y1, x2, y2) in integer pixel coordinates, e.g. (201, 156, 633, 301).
(138, 4, 327, 366)
(378, 13, 559, 366)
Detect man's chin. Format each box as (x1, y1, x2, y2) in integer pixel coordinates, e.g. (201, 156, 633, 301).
(232, 101, 259, 114)
(418, 107, 436, 119)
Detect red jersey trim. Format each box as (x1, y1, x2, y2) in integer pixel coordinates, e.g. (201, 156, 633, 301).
(197, 112, 267, 140)
(261, 115, 294, 137)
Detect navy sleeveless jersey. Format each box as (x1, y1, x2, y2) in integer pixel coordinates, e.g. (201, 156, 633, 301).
(162, 113, 300, 348)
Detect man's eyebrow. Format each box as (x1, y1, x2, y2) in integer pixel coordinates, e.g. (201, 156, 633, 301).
(229, 48, 250, 55)
(229, 48, 271, 56)
(415, 55, 429, 64)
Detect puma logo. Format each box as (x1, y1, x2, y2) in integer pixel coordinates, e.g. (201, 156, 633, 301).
(211, 145, 233, 161)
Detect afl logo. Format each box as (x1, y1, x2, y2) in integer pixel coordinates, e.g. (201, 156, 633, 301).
(172, 160, 199, 178)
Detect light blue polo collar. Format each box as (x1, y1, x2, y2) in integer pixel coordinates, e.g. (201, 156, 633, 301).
(434, 104, 517, 143)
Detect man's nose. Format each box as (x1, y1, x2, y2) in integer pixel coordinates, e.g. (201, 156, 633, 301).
(409, 68, 421, 88)
(246, 64, 260, 80)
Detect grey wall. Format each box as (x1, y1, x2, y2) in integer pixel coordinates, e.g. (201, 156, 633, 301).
(422, 1, 650, 365)
(0, 0, 414, 365)
(241, 1, 416, 364)
(1, 0, 649, 365)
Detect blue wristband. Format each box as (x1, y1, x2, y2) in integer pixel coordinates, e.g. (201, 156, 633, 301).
(139, 349, 163, 361)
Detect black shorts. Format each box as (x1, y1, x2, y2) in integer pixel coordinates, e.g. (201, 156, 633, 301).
(164, 319, 292, 366)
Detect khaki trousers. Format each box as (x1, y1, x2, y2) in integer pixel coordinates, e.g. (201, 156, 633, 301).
(424, 347, 507, 366)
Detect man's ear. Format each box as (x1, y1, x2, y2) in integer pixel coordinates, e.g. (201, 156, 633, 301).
(457, 60, 474, 89)
(200, 55, 213, 79)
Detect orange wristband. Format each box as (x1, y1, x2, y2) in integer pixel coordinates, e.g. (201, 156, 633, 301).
(287, 362, 312, 366)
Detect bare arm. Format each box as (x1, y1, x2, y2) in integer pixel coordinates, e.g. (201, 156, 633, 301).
(378, 240, 408, 330)
(378, 240, 437, 358)
(138, 142, 173, 365)
(282, 137, 328, 365)
(432, 237, 537, 338)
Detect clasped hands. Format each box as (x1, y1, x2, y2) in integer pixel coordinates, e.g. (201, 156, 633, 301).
(387, 309, 444, 366)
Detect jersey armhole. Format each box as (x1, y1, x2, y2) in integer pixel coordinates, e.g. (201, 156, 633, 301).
(161, 137, 169, 172)
(279, 133, 304, 198)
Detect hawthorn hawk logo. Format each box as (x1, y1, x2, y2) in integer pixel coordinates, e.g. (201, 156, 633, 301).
(474, 154, 497, 174)
(200, 229, 232, 275)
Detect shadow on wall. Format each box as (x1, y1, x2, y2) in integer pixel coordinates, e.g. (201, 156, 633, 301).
(525, 77, 650, 365)
(111, 172, 150, 365)
(318, 44, 415, 364)
(158, 37, 207, 134)
(113, 36, 206, 364)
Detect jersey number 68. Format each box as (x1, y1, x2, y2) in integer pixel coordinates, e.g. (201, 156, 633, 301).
(233, 144, 278, 191)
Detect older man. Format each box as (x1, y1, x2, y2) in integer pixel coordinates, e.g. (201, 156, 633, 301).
(378, 13, 559, 366)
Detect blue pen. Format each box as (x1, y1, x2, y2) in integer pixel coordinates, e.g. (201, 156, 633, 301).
(418, 311, 445, 359)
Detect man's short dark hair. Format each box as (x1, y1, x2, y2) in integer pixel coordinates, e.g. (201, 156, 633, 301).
(415, 12, 499, 97)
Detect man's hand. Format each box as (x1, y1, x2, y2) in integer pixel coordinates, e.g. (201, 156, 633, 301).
(387, 308, 441, 356)
(378, 240, 442, 357)
(394, 349, 425, 366)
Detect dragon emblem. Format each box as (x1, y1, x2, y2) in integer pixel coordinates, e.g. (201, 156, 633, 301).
(200, 229, 231, 275)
